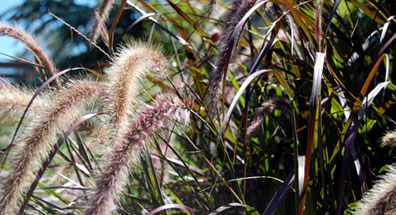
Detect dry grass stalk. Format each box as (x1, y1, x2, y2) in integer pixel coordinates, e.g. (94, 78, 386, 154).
(85, 95, 188, 215)
(0, 80, 105, 214)
(90, 0, 116, 43)
(0, 22, 61, 89)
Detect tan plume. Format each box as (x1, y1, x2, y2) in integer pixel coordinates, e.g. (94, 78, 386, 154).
(0, 80, 105, 214)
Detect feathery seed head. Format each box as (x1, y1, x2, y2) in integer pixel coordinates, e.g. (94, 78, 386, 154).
(0, 22, 60, 89)
(382, 130, 396, 148)
(357, 164, 396, 214)
(112, 42, 168, 77)
(85, 95, 189, 215)
(90, 0, 116, 43)
(0, 80, 105, 214)
(247, 100, 276, 138)
(0, 84, 47, 119)
(247, 100, 289, 138)
(208, 0, 257, 112)
(102, 42, 168, 145)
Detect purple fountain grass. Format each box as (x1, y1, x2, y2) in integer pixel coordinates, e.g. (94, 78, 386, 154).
(0, 80, 106, 215)
(83, 42, 168, 214)
(90, 0, 116, 43)
(0, 84, 47, 119)
(85, 95, 189, 215)
(207, 0, 257, 113)
(357, 163, 396, 214)
(0, 22, 61, 89)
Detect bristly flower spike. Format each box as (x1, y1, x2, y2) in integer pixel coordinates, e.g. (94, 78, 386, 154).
(99, 41, 168, 146)
(207, 0, 257, 113)
(0, 22, 61, 89)
(84, 41, 168, 215)
(0, 80, 105, 215)
(0, 84, 47, 119)
(90, 0, 116, 43)
(357, 164, 396, 214)
(85, 95, 189, 215)
(382, 130, 396, 148)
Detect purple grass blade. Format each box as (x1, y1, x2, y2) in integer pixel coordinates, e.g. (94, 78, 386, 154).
(321, 0, 342, 48)
(382, 54, 389, 101)
(38, 186, 89, 190)
(350, 144, 367, 195)
(377, 34, 396, 57)
(314, 0, 322, 45)
(298, 155, 305, 198)
(300, 52, 325, 212)
(242, 38, 276, 126)
(380, 16, 395, 44)
(336, 81, 388, 215)
(31, 195, 64, 211)
(334, 86, 351, 120)
(263, 171, 295, 215)
(217, 69, 271, 143)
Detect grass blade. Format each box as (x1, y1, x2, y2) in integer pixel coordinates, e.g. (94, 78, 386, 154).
(300, 52, 325, 214)
(263, 171, 295, 215)
(336, 81, 389, 215)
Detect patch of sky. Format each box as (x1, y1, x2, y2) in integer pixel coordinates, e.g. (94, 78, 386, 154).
(0, 0, 97, 62)
(0, 0, 26, 62)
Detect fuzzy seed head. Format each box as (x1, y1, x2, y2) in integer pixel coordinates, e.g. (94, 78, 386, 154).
(102, 42, 168, 147)
(357, 164, 396, 214)
(85, 95, 188, 215)
(0, 85, 47, 119)
(0, 22, 60, 89)
(382, 130, 396, 148)
(90, 0, 116, 43)
(208, 0, 257, 113)
(0, 80, 105, 214)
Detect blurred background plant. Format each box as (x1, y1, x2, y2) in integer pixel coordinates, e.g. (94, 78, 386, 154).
(0, 0, 396, 214)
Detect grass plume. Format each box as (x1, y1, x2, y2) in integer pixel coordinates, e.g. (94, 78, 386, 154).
(0, 80, 105, 214)
(357, 131, 396, 214)
(208, 0, 257, 112)
(0, 22, 61, 89)
(0, 85, 47, 119)
(100, 42, 167, 148)
(84, 42, 168, 214)
(357, 164, 396, 214)
(247, 100, 290, 138)
(382, 130, 396, 148)
(90, 0, 116, 44)
(85, 95, 188, 215)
